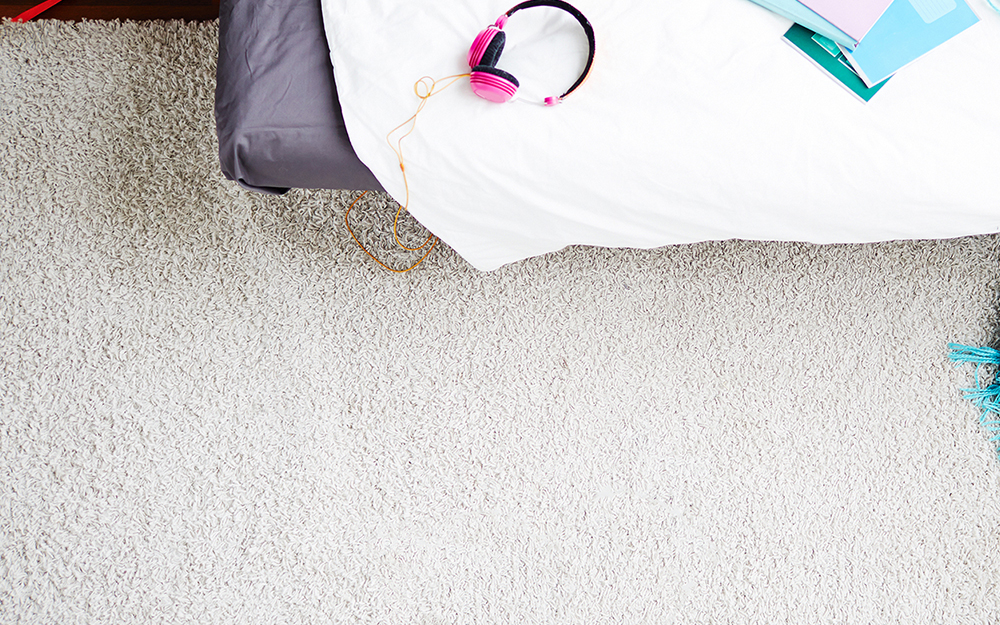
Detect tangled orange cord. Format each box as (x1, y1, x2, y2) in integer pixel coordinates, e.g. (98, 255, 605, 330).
(345, 73, 470, 273)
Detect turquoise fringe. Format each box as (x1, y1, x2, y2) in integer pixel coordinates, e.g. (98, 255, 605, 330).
(948, 343, 1000, 461)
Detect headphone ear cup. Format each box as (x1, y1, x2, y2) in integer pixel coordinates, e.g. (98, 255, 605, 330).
(478, 30, 506, 69)
(470, 65, 520, 103)
(472, 64, 519, 87)
(468, 28, 506, 68)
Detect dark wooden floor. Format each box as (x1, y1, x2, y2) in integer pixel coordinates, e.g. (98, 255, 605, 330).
(1, 0, 219, 21)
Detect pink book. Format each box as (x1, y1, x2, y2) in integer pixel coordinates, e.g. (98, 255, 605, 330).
(797, 0, 894, 41)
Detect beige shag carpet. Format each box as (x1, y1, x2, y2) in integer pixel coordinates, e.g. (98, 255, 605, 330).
(2, 17, 999, 624)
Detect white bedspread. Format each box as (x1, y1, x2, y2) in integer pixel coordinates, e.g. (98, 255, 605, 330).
(321, 0, 1000, 271)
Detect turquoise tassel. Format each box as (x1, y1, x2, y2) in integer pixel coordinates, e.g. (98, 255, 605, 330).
(949, 343, 1000, 461)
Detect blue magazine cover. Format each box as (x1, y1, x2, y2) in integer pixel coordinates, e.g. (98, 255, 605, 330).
(839, 0, 980, 86)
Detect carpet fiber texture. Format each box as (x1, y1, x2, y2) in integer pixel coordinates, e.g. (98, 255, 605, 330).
(2, 18, 1000, 625)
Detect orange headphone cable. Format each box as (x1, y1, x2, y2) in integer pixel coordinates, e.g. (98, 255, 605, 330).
(344, 191, 437, 273)
(344, 73, 470, 273)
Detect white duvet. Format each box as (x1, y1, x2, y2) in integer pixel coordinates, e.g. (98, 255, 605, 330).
(322, 0, 1000, 271)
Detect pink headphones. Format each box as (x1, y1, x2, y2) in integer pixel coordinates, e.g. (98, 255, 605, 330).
(468, 0, 596, 106)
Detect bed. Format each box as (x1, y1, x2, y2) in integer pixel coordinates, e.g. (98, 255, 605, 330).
(217, 0, 1000, 271)
(215, 0, 383, 194)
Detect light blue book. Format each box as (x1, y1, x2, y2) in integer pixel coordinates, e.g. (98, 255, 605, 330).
(839, 0, 980, 87)
(746, 0, 858, 49)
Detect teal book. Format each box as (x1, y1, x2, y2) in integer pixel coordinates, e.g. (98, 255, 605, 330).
(783, 24, 890, 103)
(748, 0, 858, 48)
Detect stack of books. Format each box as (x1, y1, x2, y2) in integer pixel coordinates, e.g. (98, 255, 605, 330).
(748, 0, 982, 101)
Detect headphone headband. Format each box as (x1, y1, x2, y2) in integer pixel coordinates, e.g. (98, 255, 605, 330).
(483, 0, 596, 105)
